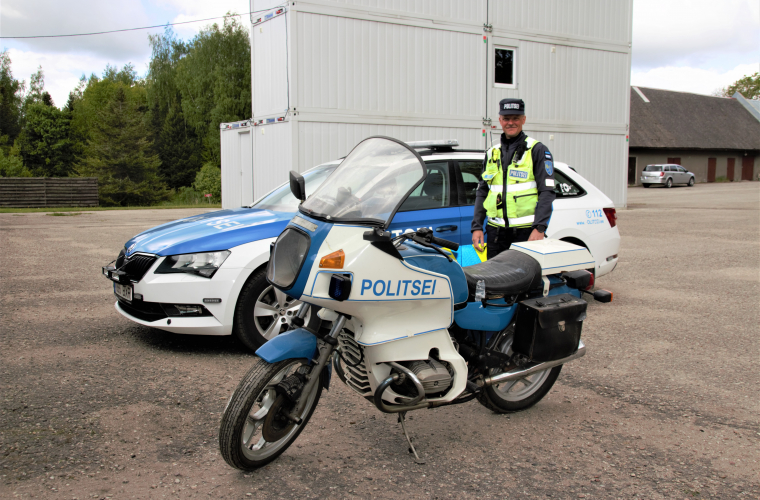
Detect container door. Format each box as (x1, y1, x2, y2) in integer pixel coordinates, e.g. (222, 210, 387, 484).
(239, 130, 253, 206)
(252, 8, 289, 117)
(707, 158, 716, 183)
(741, 156, 754, 180)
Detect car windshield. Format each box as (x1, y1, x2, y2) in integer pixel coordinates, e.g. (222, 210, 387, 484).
(644, 165, 662, 172)
(299, 137, 425, 227)
(252, 166, 336, 212)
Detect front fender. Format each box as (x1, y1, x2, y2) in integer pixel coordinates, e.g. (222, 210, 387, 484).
(256, 328, 317, 363)
(255, 328, 332, 390)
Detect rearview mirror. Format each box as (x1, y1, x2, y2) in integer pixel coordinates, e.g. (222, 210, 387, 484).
(289, 171, 306, 202)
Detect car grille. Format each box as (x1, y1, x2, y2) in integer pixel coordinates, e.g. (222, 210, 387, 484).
(116, 249, 157, 282)
(117, 298, 167, 322)
(337, 330, 372, 397)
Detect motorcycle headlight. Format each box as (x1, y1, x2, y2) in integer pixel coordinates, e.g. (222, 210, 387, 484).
(155, 250, 231, 278)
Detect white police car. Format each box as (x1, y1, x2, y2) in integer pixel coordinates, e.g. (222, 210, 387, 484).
(102, 140, 620, 351)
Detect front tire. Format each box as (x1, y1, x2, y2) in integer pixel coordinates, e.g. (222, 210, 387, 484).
(688, 177, 695, 186)
(477, 327, 562, 413)
(234, 268, 320, 352)
(219, 357, 322, 471)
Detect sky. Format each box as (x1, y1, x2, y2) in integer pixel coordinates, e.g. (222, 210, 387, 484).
(1, 0, 759, 107)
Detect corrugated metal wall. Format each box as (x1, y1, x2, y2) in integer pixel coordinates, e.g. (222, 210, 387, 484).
(252, 15, 289, 117)
(496, 40, 630, 125)
(294, 121, 484, 172)
(490, 0, 631, 44)
(295, 12, 484, 120)
(308, 0, 487, 23)
(253, 122, 293, 200)
(526, 130, 628, 206)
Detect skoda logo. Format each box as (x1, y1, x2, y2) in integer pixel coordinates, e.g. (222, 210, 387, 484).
(127, 243, 136, 255)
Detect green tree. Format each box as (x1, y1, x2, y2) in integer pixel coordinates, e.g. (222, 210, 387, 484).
(159, 102, 202, 188)
(0, 143, 32, 177)
(176, 15, 251, 166)
(77, 84, 170, 206)
(0, 51, 25, 151)
(23, 66, 46, 108)
(16, 101, 75, 177)
(719, 72, 760, 99)
(193, 162, 221, 201)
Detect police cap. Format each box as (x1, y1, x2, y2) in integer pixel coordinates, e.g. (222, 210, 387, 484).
(499, 98, 525, 116)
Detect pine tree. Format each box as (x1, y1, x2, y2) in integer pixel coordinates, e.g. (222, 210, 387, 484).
(159, 102, 202, 188)
(77, 84, 169, 206)
(0, 51, 24, 153)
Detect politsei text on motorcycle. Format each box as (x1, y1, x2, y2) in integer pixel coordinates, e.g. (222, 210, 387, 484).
(360, 279, 439, 297)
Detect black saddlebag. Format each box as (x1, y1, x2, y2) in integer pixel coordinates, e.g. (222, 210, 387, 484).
(512, 293, 587, 362)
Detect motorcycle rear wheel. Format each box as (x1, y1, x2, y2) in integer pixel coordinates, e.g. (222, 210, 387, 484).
(219, 357, 322, 471)
(477, 327, 562, 414)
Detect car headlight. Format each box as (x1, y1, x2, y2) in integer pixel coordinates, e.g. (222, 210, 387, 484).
(155, 250, 231, 278)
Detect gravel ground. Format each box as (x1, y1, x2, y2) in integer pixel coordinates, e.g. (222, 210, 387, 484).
(1, 182, 758, 499)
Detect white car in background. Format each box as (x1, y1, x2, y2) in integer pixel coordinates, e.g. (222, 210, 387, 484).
(102, 141, 620, 351)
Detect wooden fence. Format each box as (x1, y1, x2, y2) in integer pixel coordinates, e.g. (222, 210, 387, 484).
(0, 177, 99, 208)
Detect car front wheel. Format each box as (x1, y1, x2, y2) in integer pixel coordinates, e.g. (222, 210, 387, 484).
(234, 268, 320, 352)
(688, 177, 695, 186)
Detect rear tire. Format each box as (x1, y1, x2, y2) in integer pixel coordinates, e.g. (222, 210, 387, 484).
(642, 183, 650, 188)
(665, 178, 673, 188)
(477, 327, 563, 414)
(234, 268, 321, 352)
(219, 357, 322, 471)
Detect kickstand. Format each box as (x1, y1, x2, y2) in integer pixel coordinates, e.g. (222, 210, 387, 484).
(398, 412, 425, 464)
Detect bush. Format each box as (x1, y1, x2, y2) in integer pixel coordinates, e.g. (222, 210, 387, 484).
(0, 146, 32, 177)
(193, 162, 221, 202)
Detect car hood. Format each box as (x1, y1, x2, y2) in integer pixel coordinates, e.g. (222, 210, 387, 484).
(123, 208, 294, 257)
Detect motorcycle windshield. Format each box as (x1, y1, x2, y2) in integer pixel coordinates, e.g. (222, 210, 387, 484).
(299, 137, 426, 227)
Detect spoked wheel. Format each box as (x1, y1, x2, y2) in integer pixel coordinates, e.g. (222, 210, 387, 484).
(477, 326, 562, 414)
(219, 357, 323, 470)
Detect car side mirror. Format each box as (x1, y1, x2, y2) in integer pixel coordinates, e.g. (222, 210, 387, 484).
(289, 171, 306, 202)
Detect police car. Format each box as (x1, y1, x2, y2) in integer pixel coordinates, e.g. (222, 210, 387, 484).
(102, 140, 620, 351)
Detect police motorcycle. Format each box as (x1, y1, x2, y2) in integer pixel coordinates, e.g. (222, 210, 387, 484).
(219, 136, 612, 470)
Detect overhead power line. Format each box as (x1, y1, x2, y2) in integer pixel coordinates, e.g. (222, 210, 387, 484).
(0, 7, 279, 39)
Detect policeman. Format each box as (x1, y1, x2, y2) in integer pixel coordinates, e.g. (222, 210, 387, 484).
(471, 98, 556, 259)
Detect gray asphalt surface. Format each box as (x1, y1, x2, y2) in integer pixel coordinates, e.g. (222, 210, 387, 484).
(1, 182, 758, 499)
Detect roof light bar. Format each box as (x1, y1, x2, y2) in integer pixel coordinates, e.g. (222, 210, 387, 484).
(405, 140, 459, 149)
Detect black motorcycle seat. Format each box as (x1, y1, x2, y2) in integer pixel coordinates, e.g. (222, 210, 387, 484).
(462, 249, 543, 296)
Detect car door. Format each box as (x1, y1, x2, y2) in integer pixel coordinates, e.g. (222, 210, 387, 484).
(388, 160, 463, 246)
(452, 158, 487, 266)
(677, 165, 689, 183)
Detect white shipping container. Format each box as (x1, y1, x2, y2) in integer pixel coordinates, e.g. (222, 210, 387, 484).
(224, 0, 632, 208)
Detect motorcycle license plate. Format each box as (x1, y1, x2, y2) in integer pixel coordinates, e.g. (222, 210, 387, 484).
(114, 282, 133, 302)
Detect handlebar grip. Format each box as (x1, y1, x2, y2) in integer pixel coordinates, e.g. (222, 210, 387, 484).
(430, 236, 459, 251)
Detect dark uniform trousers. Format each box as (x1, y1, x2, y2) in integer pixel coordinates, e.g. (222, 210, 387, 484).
(486, 225, 533, 260)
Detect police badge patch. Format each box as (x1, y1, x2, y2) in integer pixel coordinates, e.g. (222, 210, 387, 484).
(545, 161, 553, 176)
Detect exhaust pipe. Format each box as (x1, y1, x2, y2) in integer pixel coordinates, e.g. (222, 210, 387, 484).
(484, 340, 586, 387)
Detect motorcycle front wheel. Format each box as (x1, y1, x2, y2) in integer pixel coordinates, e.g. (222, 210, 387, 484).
(477, 327, 562, 414)
(219, 357, 322, 471)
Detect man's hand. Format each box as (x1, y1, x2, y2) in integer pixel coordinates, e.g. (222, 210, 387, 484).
(528, 229, 545, 241)
(472, 230, 485, 251)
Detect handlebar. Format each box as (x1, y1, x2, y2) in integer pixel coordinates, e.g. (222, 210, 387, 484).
(429, 235, 459, 251)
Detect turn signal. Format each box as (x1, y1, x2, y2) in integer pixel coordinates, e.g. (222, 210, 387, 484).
(319, 250, 345, 269)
